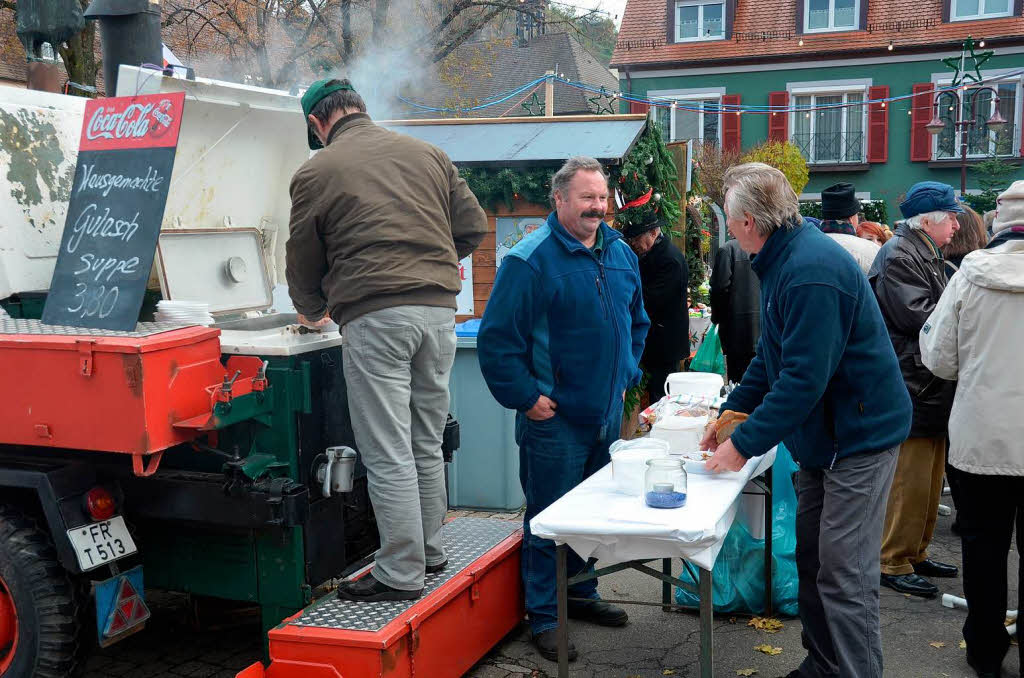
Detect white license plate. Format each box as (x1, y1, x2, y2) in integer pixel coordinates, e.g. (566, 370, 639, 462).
(67, 516, 138, 572)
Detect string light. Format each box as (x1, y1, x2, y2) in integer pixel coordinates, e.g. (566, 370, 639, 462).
(400, 66, 1024, 116)
(888, 40, 894, 51)
(798, 38, 804, 46)
(979, 39, 986, 47)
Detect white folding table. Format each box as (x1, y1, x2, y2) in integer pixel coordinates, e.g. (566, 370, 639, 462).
(530, 450, 776, 678)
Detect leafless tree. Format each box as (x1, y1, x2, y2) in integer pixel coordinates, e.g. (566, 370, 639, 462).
(162, 0, 603, 88)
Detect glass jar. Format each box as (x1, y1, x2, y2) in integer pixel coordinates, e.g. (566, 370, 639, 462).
(644, 458, 688, 509)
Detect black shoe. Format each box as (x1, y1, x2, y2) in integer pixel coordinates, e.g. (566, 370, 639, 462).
(967, 652, 1003, 678)
(913, 558, 959, 578)
(881, 573, 939, 597)
(336, 574, 423, 602)
(567, 599, 629, 627)
(533, 629, 577, 662)
(425, 559, 448, 575)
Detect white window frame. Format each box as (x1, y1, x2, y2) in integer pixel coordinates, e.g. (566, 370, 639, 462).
(803, 0, 860, 34)
(674, 0, 727, 43)
(787, 80, 869, 165)
(930, 70, 1023, 160)
(950, 0, 1013, 21)
(649, 88, 726, 145)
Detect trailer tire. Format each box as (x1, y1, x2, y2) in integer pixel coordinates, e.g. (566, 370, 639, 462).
(0, 505, 82, 678)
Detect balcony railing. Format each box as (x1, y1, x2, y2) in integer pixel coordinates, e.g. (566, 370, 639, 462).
(791, 131, 865, 165)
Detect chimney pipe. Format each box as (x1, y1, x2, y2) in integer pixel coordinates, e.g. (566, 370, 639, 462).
(85, 0, 163, 96)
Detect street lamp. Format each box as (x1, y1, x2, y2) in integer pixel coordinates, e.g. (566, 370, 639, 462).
(926, 86, 1006, 195)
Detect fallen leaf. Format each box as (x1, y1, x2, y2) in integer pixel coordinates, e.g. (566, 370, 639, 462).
(748, 617, 785, 633)
(729, 616, 737, 624)
(737, 670, 758, 677)
(959, 641, 967, 649)
(929, 641, 946, 649)
(754, 644, 783, 656)
(1006, 617, 1015, 626)
(904, 593, 912, 598)
(663, 671, 676, 676)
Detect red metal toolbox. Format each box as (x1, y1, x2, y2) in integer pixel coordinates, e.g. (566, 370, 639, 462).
(238, 517, 524, 678)
(0, 319, 224, 470)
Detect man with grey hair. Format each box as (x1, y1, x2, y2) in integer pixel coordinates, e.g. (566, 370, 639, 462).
(869, 181, 961, 599)
(478, 156, 649, 661)
(287, 78, 488, 602)
(701, 163, 911, 678)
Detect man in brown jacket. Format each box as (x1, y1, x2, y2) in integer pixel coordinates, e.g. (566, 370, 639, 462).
(286, 79, 487, 602)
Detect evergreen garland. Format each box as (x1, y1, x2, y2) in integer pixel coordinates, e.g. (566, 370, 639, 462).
(459, 120, 682, 232)
(459, 167, 553, 211)
(684, 204, 709, 302)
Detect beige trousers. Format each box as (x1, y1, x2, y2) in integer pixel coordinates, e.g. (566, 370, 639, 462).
(879, 436, 947, 576)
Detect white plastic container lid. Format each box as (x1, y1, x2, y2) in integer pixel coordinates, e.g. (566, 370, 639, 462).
(664, 372, 724, 398)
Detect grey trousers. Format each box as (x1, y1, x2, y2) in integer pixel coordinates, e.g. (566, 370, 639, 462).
(342, 305, 457, 591)
(795, 447, 898, 678)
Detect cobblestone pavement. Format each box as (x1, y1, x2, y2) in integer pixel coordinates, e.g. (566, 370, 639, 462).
(85, 508, 1019, 678)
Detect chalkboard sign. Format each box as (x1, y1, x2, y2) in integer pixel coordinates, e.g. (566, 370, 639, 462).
(42, 91, 185, 331)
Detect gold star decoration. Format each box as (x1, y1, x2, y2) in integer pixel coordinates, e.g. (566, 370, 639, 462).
(942, 36, 993, 87)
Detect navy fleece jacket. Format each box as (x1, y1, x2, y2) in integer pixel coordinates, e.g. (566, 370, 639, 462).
(477, 212, 649, 425)
(724, 220, 912, 469)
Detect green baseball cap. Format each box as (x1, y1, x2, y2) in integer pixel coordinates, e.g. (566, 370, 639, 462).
(301, 79, 356, 150)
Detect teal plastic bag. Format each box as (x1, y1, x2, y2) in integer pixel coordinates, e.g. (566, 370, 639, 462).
(690, 324, 726, 376)
(675, 444, 800, 616)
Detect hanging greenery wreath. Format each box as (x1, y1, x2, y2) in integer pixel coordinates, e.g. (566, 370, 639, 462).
(460, 120, 681, 229)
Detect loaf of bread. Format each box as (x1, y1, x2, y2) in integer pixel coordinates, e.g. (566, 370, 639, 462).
(714, 410, 749, 445)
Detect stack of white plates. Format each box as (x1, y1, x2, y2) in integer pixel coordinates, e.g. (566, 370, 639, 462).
(155, 300, 215, 326)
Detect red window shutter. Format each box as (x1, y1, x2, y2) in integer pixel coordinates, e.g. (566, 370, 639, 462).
(721, 94, 742, 153)
(910, 83, 935, 162)
(867, 85, 889, 163)
(629, 101, 650, 115)
(768, 91, 789, 143)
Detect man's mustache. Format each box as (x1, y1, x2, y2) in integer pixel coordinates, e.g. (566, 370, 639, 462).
(581, 209, 605, 219)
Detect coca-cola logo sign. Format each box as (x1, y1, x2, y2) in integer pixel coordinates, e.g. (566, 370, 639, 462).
(85, 99, 176, 142)
(78, 93, 183, 154)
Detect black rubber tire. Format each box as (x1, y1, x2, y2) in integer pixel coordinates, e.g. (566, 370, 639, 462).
(0, 505, 82, 678)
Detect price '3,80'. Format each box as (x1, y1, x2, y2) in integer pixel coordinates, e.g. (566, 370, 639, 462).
(67, 282, 119, 319)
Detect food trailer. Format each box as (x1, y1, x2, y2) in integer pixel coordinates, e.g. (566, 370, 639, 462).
(0, 64, 652, 677)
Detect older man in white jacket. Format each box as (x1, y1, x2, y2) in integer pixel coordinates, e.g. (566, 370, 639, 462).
(920, 180, 1024, 678)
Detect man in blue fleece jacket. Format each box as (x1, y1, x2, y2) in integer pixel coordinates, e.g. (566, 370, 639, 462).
(478, 156, 649, 662)
(700, 163, 911, 678)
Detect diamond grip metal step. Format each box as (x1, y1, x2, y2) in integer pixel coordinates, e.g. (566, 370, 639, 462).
(290, 517, 520, 632)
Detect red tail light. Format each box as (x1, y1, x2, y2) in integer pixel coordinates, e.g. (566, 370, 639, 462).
(85, 487, 117, 521)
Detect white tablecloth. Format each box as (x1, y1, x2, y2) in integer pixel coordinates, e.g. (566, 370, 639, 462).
(530, 450, 775, 570)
